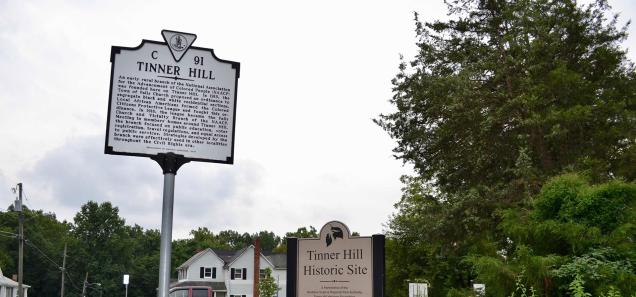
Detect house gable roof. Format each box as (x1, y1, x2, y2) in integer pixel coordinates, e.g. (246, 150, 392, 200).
(0, 267, 30, 288)
(224, 245, 284, 269)
(265, 253, 287, 269)
(176, 246, 287, 271)
(224, 245, 252, 268)
(177, 248, 225, 270)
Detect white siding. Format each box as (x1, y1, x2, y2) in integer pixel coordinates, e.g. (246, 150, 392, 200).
(258, 257, 286, 297)
(175, 247, 286, 297)
(227, 247, 254, 297)
(270, 268, 286, 297)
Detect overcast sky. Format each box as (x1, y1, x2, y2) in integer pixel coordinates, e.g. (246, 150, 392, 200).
(1, 0, 635, 239)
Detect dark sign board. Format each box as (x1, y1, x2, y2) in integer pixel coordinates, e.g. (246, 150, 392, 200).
(287, 221, 385, 297)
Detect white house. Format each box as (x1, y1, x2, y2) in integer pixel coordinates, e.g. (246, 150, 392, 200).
(171, 244, 286, 297)
(0, 268, 29, 297)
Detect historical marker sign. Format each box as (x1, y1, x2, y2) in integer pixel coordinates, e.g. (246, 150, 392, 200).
(287, 221, 385, 297)
(105, 30, 240, 163)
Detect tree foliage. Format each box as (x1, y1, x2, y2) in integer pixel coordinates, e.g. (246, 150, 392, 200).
(376, 0, 635, 195)
(0, 201, 301, 297)
(0, 207, 72, 297)
(496, 175, 636, 295)
(377, 0, 636, 296)
(172, 227, 282, 275)
(274, 226, 318, 253)
(259, 268, 280, 297)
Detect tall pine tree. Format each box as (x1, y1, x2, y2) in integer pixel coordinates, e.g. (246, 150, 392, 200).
(376, 0, 636, 295)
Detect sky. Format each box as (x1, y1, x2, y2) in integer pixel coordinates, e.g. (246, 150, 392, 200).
(1, 0, 635, 240)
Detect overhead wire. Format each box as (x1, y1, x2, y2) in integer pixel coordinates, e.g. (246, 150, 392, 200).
(5, 186, 86, 294)
(22, 188, 30, 204)
(0, 230, 17, 236)
(64, 270, 83, 293)
(24, 239, 61, 269)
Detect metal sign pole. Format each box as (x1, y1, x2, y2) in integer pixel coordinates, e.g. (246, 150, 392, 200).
(123, 274, 129, 297)
(152, 153, 189, 297)
(158, 172, 175, 297)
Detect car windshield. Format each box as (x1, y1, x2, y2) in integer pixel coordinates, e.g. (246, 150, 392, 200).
(169, 289, 188, 297)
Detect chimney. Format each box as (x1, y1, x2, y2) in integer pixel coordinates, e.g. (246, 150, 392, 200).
(12, 274, 17, 281)
(253, 239, 261, 297)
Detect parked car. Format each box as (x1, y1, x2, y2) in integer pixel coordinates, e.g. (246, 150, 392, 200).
(169, 286, 212, 297)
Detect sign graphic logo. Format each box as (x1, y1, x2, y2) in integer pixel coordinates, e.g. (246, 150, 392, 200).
(161, 30, 197, 62)
(325, 225, 344, 247)
(170, 34, 187, 51)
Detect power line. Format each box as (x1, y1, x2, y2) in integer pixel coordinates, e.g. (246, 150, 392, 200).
(26, 230, 61, 254)
(24, 239, 61, 269)
(0, 230, 18, 236)
(64, 270, 83, 292)
(21, 189, 30, 204)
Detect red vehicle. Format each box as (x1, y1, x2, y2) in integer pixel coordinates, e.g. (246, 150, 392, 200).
(169, 286, 212, 297)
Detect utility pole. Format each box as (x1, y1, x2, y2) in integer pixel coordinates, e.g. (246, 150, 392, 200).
(60, 243, 67, 297)
(16, 183, 24, 297)
(82, 272, 88, 297)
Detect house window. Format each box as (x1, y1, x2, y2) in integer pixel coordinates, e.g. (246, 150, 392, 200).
(260, 269, 267, 279)
(199, 266, 216, 278)
(200, 267, 216, 279)
(230, 268, 246, 280)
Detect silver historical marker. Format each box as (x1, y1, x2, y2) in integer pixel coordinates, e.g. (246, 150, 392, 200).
(104, 30, 240, 297)
(105, 29, 239, 164)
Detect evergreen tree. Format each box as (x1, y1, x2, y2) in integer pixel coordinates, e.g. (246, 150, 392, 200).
(258, 268, 280, 297)
(376, 0, 636, 295)
(376, 0, 635, 194)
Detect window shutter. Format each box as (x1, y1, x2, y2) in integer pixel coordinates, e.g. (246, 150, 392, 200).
(242, 268, 247, 280)
(200, 267, 205, 278)
(231, 268, 235, 280)
(212, 267, 216, 278)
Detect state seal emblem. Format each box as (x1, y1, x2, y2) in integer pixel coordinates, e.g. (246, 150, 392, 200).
(170, 34, 188, 52)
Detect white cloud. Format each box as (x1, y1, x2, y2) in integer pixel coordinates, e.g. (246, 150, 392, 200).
(1, 0, 634, 240)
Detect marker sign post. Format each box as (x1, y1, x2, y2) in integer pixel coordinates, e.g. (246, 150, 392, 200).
(105, 30, 239, 297)
(123, 274, 129, 297)
(287, 221, 385, 297)
(409, 283, 428, 297)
